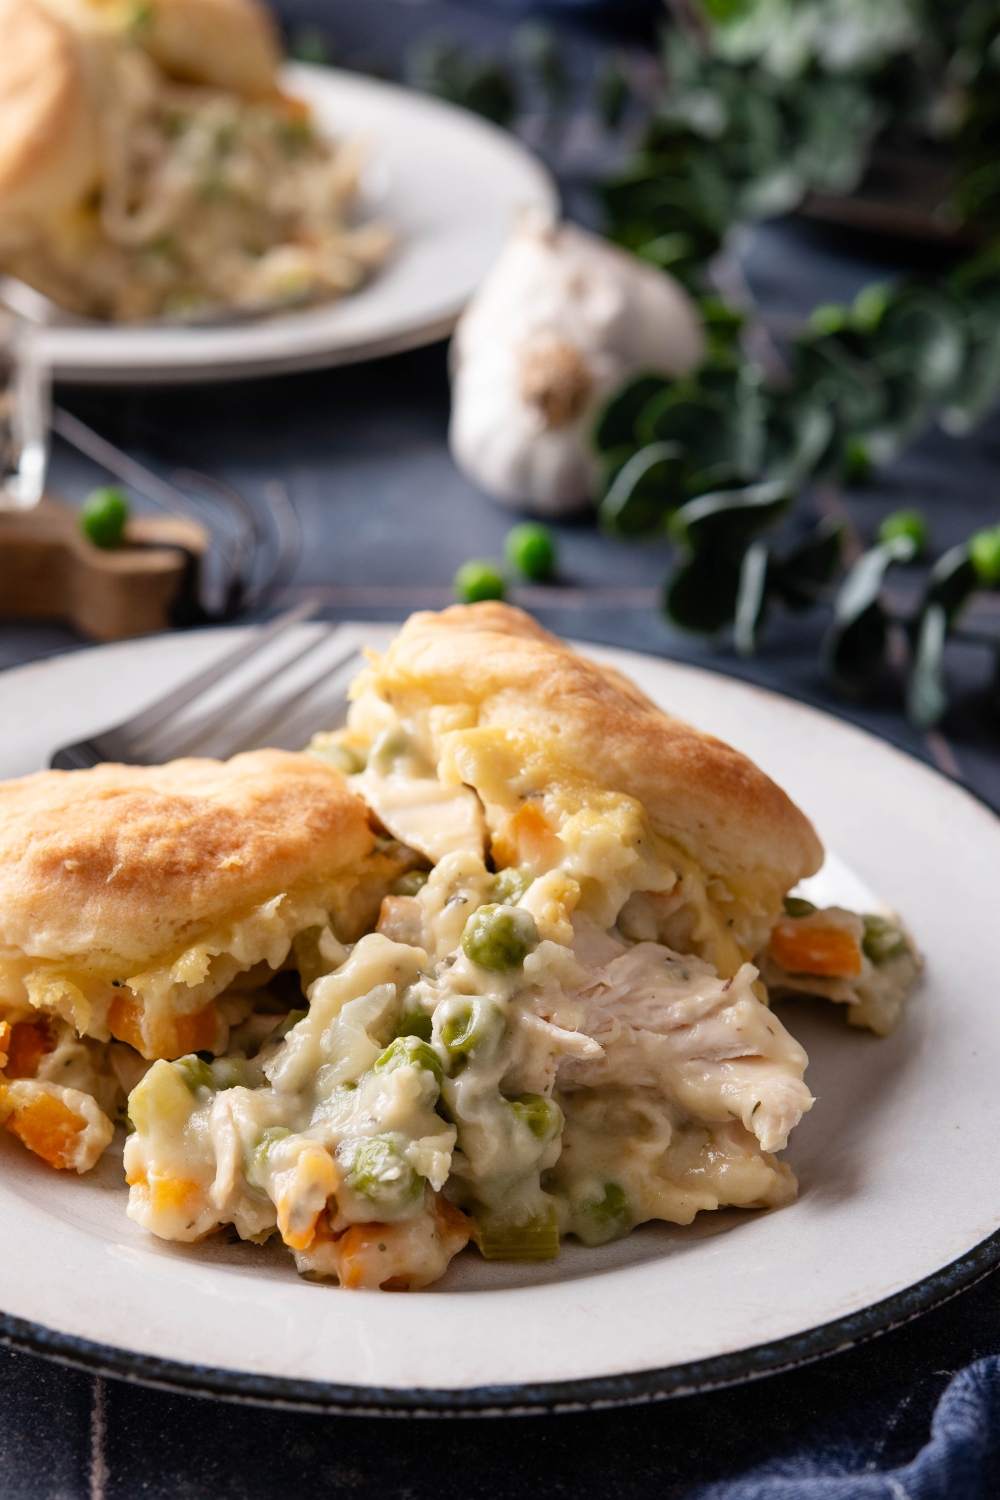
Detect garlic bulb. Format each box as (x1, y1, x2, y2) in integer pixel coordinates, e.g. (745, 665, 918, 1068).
(448, 213, 705, 516)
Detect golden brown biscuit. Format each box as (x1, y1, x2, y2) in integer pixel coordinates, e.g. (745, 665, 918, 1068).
(0, 0, 104, 222)
(0, 750, 385, 1059)
(0, 750, 373, 962)
(140, 0, 280, 98)
(353, 602, 823, 927)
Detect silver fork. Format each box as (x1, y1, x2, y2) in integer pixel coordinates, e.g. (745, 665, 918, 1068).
(49, 601, 363, 769)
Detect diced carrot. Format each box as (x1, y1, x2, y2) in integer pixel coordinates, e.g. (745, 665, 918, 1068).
(334, 1222, 394, 1289)
(108, 991, 221, 1060)
(493, 802, 561, 871)
(5, 1020, 54, 1079)
(334, 1197, 472, 1289)
(5, 1091, 86, 1170)
(769, 919, 863, 978)
(434, 1192, 473, 1249)
(149, 1175, 204, 1217)
(276, 1146, 337, 1251)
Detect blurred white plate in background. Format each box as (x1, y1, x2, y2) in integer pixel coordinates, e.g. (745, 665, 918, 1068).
(31, 67, 557, 385)
(1, 628, 999, 1411)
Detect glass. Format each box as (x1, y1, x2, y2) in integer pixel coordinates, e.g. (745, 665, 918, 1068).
(0, 307, 50, 511)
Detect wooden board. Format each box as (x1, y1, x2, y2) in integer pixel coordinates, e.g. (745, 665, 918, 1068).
(0, 495, 210, 642)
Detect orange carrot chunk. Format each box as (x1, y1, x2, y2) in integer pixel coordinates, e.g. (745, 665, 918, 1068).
(5, 1020, 55, 1079)
(6, 1091, 86, 1170)
(769, 919, 863, 978)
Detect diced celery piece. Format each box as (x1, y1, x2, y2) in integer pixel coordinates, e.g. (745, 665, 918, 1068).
(173, 1054, 215, 1095)
(474, 1209, 560, 1262)
(128, 1058, 198, 1132)
(245, 1126, 291, 1189)
(209, 1057, 255, 1091)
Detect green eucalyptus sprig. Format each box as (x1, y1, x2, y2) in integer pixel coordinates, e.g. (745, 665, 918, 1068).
(651, 488, 1000, 726)
(594, 264, 1000, 549)
(826, 511, 1000, 726)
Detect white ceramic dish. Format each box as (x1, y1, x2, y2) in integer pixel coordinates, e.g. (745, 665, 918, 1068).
(29, 67, 557, 385)
(1, 625, 999, 1414)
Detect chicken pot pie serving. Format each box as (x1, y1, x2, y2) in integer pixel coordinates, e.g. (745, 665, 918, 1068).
(0, 750, 414, 1170)
(0, 606, 920, 1292)
(0, 0, 393, 320)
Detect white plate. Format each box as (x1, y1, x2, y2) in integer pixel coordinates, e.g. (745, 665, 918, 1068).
(2, 625, 999, 1413)
(31, 67, 557, 385)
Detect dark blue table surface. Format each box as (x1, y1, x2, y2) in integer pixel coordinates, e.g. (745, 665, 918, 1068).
(3, 3, 1000, 1496)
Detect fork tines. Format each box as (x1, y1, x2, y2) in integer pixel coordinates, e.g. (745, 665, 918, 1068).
(50, 601, 361, 769)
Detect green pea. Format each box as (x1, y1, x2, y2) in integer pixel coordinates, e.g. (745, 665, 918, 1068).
(504, 523, 556, 581)
(307, 739, 366, 775)
(346, 1136, 424, 1216)
(862, 914, 907, 966)
(438, 996, 506, 1062)
(506, 1093, 562, 1142)
(474, 1208, 560, 1262)
(81, 486, 130, 549)
(782, 895, 817, 919)
(970, 526, 1000, 586)
(489, 867, 533, 906)
(808, 303, 847, 336)
(454, 559, 505, 604)
(368, 725, 412, 776)
(574, 1182, 632, 1247)
(173, 1054, 214, 1095)
(878, 508, 928, 557)
(373, 1034, 443, 1087)
(461, 904, 539, 971)
(393, 1003, 433, 1043)
(245, 1125, 291, 1189)
(391, 869, 429, 897)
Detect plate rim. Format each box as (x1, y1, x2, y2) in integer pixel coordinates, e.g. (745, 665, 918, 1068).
(2, 630, 999, 1412)
(2, 1226, 999, 1414)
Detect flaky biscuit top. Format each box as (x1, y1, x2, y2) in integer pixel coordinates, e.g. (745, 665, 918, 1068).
(0, 750, 374, 968)
(351, 603, 823, 923)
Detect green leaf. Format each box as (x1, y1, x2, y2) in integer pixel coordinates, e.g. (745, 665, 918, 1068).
(598, 442, 684, 538)
(593, 373, 671, 453)
(665, 550, 744, 634)
(668, 478, 792, 556)
(823, 534, 916, 697)
(926, 543, 979, 620)
(770, 517, 845, 610)
(906, 602, 949, 728)
(733, 540, 770, 656)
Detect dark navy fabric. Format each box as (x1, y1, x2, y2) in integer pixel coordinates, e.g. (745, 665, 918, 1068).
(692, 1360, 1000, 1499)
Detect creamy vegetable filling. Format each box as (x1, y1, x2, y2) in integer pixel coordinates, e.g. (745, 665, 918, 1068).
(759, 896, 920, 1036)
(124, 849, 813, 1288)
